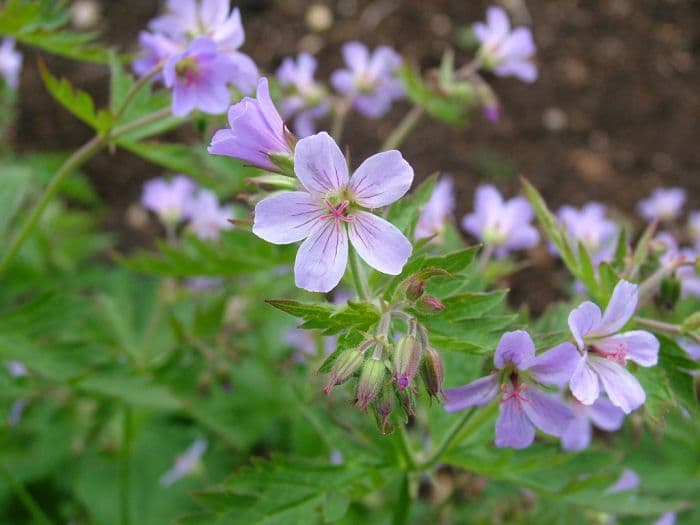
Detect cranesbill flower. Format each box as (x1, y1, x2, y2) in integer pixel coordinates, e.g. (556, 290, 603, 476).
(557, 202, 618, 265)
(277, 53, 330, 137)
(186, 189, 233, 240)
(331, 41, 404, 118)
(163, 37, 255, 116)
(415, 176, 456, 241)
(209, 77, 293, 173)
(252, 131, 413, 293)
(445, 330, 578, 449)
(461, 184, 539, 257)
(133, 31, 181, 78)
(637, 187, 686, 222)
(0, 38, 22, 90)
(160, 438, 207, 487)
(560, 396, 625, 451)
(473, 6, 537, 83)
(568, 279, 659, 413)
(141, 175, 195, 225)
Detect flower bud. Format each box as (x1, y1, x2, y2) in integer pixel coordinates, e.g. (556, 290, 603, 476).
(406, 279, 425, 301)
(420, 346, 445, 400)
(323, 348, 365, 394)
(418, 296, 446, 313)
(392, 335, 422, 390)
(658, 275, 681, 310)
(354, 358, 386, 411)
(397, 387, 416, 418)
(373, 388, 394, 435)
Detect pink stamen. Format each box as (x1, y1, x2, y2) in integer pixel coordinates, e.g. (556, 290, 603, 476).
(500, 376, 528, 410)
(320, 199, 354, 223)
(589, 343, 627, 364)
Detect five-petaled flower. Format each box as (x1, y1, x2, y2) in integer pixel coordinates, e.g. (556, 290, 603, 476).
(331, 41, 404, 118)
(141, 175, 196, 225)
(415, 176, 456, 241)
(445, 330, 578, 449)
(252, 131, 413, 293)
(185, 188, 233, 240)
(473, 6, 537, 83)
(637, 187, 686, 222)
(568, 279, 659, 413)
(462, 184, 539, 257)
(556, 202, 619, 266)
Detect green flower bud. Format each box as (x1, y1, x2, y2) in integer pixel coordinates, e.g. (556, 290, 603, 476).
(658, 275, 681, 310)
(392, 335, 423, 390)
(323, 348, 365, 394)
(267, 151, 295, 176)
(355, 358, 387, 410)
(373, 388, 394, 435)
(420, 346, 445, 400)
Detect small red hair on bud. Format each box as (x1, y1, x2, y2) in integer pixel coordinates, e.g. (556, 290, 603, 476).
(419, 296, 446, 313)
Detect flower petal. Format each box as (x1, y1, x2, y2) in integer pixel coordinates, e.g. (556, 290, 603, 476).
(560, 412, 592, 451)
(252, 191, 324, 244)
(521, 388, 573, 438)
(444, 374, 499, 412)
(294, 132, 349, 196)
(528, 342, 579, 387)
(595, 279, 638, 336)
(588, 357, 645, 414)
(349, 151, 414, 208)
(494, 330, 535, 370)
(606, 468, 640, 493)
(347, 211, 412, 275)
(294, 220, 348, 293)
(588, 397, 625, 432)
(597, 331, 659, 367)
(342, 41, 369, 72)
(568, 301, 603, 350)
(569, 354, 600, 405)
(495, 397, 535, 449)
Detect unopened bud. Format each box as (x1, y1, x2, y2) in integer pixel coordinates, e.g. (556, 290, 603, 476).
(658, 275, 681, 310)
(392, 335, 423, 390)
(419, 296, 446, 313)
(406, 279, 425, 301)
(354, 358, 386, 411)
(373, 388, 394, 435)
(324, 348, 365, 394)
(420, 346, 445, 400)
(397, 387, 416, 418)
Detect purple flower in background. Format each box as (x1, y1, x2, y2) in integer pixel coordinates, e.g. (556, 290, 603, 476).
(331, 41, 404, 118)
(560, 396, 625, 451)
(252, 131, 413, 293)
(637, 187, 686, 222)
(688, 211, 700, 250)
(461, 185, 539, 257)
(163, 37, 255, 116)
(445, 330, 578, 449)
(186, 189, 233, 240)
(133, 31, 181, 78)
(284, 329, 336, 363)
(141, 175, 195, 225)
(654, 232, 700, 298)
(276, 53, 330, 137)
(679, 338, 700, 361)
(654, 513, 677, 525)
(160, 438, 207, 487)
(473, 6, 537, 83)
(415, 176, 456, 241)
(0, 38, 22, 89)
(209, 77, 293, 172)
(557, 202, 619, 265)
(606, 468, 640, 494)
(7, 361, 28, 377)
(568, 280, 659, 413)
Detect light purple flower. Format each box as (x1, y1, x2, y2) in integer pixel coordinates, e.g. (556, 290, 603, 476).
(331, 41, 404, 118)
(415, 176, 456, 241)
(679, 338, 700, 361)
(606, 468, 640, 493)
(277, 53, 330, 138)
(284, 329, 336, 363)
(560, 396, 625, 451)
(689, 211, 700, 250)
(133, 31, 181, 78)
(654, 232, 700, 298)
(185, 189, 233, 240)
(7, 398, 28, 427)
(568, 280, 659, 413)
(461, 184, 539, 257)
(160, 438, 207, 487)
(445, 330, 578, 449)
(141, 175, 196, 224)
(252, 131, 413, 293)
(473, 6, 537, 83)
(163, 37, 255, 116)
(637, 187, 686, 222)
(0, 38, 22, 90)
(209, 77, 293, 172)
(557, 202, 619, 265)
(654, 513, 677, 525)
(7, 361, 28, 377)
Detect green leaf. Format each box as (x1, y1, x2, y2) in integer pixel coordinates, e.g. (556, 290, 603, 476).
(76, 373, 182, 411)
(0, 166, 32, 239)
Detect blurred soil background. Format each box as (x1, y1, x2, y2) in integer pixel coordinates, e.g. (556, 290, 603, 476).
(7, 0, 700, 308)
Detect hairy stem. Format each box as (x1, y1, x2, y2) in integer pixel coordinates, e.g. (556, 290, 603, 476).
(0, 463, 54, 525)
(381, 105, 424, 151)
(394, 419, 417, 471)
(349, 247, 371, 301)
(120, 406, 133, 525)
(634, 316, 700, 343)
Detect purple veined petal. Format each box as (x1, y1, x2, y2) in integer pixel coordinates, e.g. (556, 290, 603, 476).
(294, 220, 349, 293)
(569, 354, 600, 406)
(528, 342, 579, 387)
(342, 41, 369, 72)
(347, 211, 412, 275)
(494, 330, 536, 370)
(499, 27, 536, 59)
(444, 374, 499, 412)
(594, 279, 638, 337)
(486, 6, 511, 39)
(596, 330, 659, 367)
(252, 191, 325, 244)
(349, 150, 414, 208)
(494, 59, 538, 83)
(568, 301, 603, 350)
(588, 357, 645, 414)
(255, 77, 287, 137)
(606, 468, 640, 493)
(495, 396, 535, 449)
(588, 396, 625, 432)
(294, 132, 350, 196)
(560, 409, 592, 452)
(521, 387, 574, 438)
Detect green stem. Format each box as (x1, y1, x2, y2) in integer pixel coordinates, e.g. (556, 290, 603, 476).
(0, 463, 54, 525)
(330, 96, 352, 144)
(419, 408, 476, 470)
(349, 247, 371, 301)
(112, 68, 159, 125)
(110, 107, 173, 139)
(634, 316, 700, 343)
(120, 406, 133, 525)
(394, 419, 417, 470)
(392, 473, 411, 525)
(381, 105, 424, 151)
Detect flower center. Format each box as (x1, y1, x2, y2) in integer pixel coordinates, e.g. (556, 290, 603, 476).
(320, 199, 354, 224)
(176, 57, 199, 85)
(500, 373, 528, 408)
(589, 343, 627, 364)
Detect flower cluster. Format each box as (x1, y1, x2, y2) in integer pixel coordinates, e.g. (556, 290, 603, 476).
(134, 0, 258, 116)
